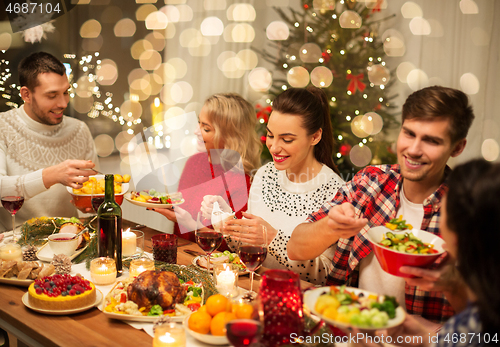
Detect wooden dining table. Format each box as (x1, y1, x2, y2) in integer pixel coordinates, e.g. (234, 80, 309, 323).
(0, 219, 315, 347)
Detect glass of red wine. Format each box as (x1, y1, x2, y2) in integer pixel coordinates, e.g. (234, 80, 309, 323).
(1, 189, 24, 242)
(226, 319, 262, 347)
(194, 212, 223, 273)
(237, 226, 267, 295)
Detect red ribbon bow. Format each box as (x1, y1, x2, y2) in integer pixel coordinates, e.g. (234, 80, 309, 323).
(346, 73, 366, 94)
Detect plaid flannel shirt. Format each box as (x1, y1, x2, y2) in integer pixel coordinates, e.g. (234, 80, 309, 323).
(307, 164, 454, 323)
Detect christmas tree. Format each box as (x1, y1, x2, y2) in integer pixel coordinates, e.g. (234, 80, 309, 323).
(256, 0, 399, 176)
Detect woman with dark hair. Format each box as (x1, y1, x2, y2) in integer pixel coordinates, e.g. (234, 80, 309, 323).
(221, 86, 343, 285)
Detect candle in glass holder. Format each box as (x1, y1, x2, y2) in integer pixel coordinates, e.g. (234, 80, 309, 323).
(90, 257, 117, 285)
(129, 258, 155, 277)
(153, 322, 186, 347)
(214, 263, 238, 297)
(0, 243, 23, 262)
(122, 229, 137, 256)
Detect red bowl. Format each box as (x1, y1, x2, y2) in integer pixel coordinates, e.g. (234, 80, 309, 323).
(66, 176, 129, 213)
(365, 226, 446, 277)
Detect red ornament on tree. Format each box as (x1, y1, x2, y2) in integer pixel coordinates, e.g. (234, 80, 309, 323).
(321, 51, 331, 64)
(339, 143, 352, 156)
(303, 4, 309, 9)
(260, 135, 267, 143)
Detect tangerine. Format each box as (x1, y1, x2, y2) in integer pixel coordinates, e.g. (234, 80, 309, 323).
(122, 174, 131, 183)
(197, 305, 209, 315)
(188, 310, 212, 334)
(206, 294, 229, 316)
(210, 311, 236, 336)
(234, 303, 254, 319)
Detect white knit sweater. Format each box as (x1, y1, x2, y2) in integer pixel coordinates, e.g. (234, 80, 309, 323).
(0, 105, 98, 231)
(230, 162, 343, 285)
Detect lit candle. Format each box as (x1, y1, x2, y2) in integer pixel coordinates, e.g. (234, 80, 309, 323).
(215, 263, 237, 297)
(0, 243, 23, 263)
(153, 323, 186, 347)
(129, 258, 154, 277)
(90, 257, 117, 285)
(122, 229, 137, 256)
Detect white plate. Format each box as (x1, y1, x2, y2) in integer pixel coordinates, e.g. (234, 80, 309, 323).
(22, 289, 103, 315)
(102, 310, 189, 322)
(36, 242, 88, 262)
(124, 193, 185, 208)
(183, 315, 229, 345)
(65, 175, 130, 197)
(192, 255, 248, 275)
(303, 286, 406, 332)
(0, 277, 34, 287)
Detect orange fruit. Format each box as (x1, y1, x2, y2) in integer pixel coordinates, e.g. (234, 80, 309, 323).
(122, 174, 131, 183)
(210, 311, 236, 336)
(188, 310, 212, 334)
(234, 303, 254, 319)
(206, 294, 229, 317)
(197, 305, 209, 315)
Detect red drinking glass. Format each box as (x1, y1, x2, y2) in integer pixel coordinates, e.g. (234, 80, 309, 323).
(151, 234, 177, 264)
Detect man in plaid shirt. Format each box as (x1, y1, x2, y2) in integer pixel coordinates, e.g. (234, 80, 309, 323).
(288, 86, 475, 324)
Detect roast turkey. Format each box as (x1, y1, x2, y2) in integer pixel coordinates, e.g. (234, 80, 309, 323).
(127, 270, 186, 311)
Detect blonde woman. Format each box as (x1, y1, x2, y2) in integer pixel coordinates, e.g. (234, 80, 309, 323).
(149, 94, 262, 250)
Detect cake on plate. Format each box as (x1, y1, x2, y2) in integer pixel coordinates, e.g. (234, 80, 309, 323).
(28, 274, 96, 310)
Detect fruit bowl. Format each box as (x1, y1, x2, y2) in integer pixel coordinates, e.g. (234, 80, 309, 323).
(365, 226, 446, 277)
(183, 315, 229, 345)
(67, 175, 129, 213)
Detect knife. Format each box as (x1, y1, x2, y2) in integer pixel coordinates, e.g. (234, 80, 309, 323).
(184, 249, 203, 257)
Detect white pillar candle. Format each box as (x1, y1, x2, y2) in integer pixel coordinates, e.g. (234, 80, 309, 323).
(0, 244, 23, 263)
(216, 268, 236, 295)
(122, 229, 137, 256)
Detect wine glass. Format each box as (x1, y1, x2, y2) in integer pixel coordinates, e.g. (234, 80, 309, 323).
(226, 298, 263, 347)
(237, 226, 267, 295)
(194, 212, 223, 272)
(1, 186, 24, 242)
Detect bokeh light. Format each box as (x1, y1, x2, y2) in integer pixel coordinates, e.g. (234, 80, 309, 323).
(310, 66, 333, 88)
(363, 112, 384, 135)
(145, 11, 168, 30)
(266, 21, 289, 41)
(161, 5, 180, 23)
(201, 17, 224, 36)
(227, 4, 256, 21)
(409, 17, 431, 35)
(154, 63, 176, 84)
(94, 134, 115, 157)
(0, 33, 11, 51)
(75, 75, 95, 98)
(139, 50, 162, 70)
(231, 24, 255, 42)
(82, 36, 103, 51)
(128, 68, 149, 86)
(299, 43, 322, 63)
(236, 49, 258, 70)
(221, 57, 245, 78)
(168, 58, 188, 79)
(401, 1, 422, 18)
(396, 62, 416, 83)
(351, 115, 373, 138)
(145, 31, 166, 51)
(287, 66, 310, 88)
(350, 144, 372, 167)
(248, 67, 272, 92)
(339, 11, 362, 29)
(72, 95, 94, 114)
(120, 100, 143, 120)
(367, 64, 390, 85)
(407, 69, 429, 90)
(131, 39, 153, 59)
(176, 5, 193, 22)
(97, 59, 118, 85)
(136, 4, 157, 21)
(460, 0, 479, 14)
(382, 29, 405, 57)
(482, 139, 499, 161)
(114, 18, 136, 37)
(180, 28, 203, 47)
(188, 38, 212, 57)
(460, 73, 480, 95)
(80, 19, 101, 38)
(171, 81, 193, 103)
(116, 131, 135, 154)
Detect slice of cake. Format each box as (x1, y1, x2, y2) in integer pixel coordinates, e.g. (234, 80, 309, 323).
(28, 274, 96, 310)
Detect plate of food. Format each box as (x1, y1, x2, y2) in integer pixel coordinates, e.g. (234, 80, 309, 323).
(102, 269, 203, 322)
(192, 251, 248, 274)
(22, 273, 102, 315)
(124, 190, 184, 208)
(0, 260, 56, 286)
(303, 286, 406, 331)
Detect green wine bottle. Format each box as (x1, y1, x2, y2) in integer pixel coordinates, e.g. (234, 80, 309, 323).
(97, 174, 122, 275)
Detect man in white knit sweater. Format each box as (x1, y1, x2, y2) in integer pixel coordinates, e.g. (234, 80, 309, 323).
(0, 52, 98, 231)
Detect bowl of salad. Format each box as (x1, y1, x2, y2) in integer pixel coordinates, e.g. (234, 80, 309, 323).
(366, 218, 446, 277)
(304, 286, 405, 331)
